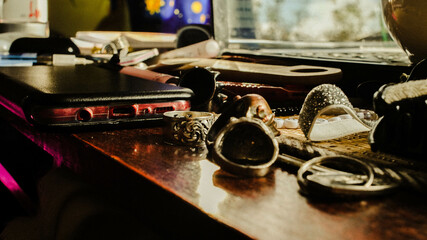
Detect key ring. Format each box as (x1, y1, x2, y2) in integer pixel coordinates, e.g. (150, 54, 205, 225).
(297, 155, 398, 198)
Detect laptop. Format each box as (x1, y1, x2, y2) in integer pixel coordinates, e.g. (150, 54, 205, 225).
(0, 65, 193, 129)
(210, 0, 413, 105)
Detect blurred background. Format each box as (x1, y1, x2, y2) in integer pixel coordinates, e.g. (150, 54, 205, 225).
(49, 0, 212, 37)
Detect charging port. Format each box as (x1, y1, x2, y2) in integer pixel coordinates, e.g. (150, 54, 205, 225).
(110, 105, 137, 119)
(76, 108, 93, 122)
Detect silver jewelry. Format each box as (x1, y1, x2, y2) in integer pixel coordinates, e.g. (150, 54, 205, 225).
(298, 84, 374, 141)
(297, 155, 399, 198)
(163, 111, 214, 147)
(212, 117, 279, 177)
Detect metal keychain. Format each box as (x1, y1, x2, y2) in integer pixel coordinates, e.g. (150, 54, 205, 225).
(278, 153, 426, 198)
(296, 155, 400, 198)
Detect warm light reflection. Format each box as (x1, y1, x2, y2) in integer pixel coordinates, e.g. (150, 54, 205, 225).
(196, 160, 227, 214)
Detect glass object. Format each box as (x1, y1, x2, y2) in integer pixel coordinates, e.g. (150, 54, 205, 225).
(381, 0, 427, 63)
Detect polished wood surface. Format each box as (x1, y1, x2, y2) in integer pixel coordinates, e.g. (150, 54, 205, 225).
(2, 108, 427, 240)
(74, 127, 427, 240)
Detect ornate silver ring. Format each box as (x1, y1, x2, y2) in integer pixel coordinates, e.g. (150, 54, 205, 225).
(163, 111, 215, 147)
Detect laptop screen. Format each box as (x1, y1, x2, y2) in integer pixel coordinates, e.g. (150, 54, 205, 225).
(128, 0, 212, 33)
(212, 0, 410, 65)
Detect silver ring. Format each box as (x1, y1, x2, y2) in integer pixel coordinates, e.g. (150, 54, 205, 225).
(163, 111, 214, 147)
(212, 117, 279, 177)
(298, 84, 373, 141)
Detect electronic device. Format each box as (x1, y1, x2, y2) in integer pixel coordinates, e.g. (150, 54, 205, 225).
(211, 0, 414, 104)
(0, 65, 193, 129)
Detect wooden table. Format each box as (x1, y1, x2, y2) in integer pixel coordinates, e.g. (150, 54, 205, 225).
(1, 108, 426, 240)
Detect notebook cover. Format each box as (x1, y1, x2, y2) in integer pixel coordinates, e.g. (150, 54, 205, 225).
(0, 65, 193, 129)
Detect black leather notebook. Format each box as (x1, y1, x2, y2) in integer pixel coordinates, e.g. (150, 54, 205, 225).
(0, 65, 193, 129)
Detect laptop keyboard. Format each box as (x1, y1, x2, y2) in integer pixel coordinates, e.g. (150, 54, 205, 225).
(274, 50, 411, 66)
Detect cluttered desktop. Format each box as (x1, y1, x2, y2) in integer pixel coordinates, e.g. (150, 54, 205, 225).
(0, 0, 426, 239)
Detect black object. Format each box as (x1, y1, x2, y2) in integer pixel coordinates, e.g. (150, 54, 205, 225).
(406, 58, 427, 81)
(9, 37, 80, 55)
(370, 80, 427, 158)
(179, 67, 217, 110)
(0, 65, 193, 129)
(176, 24, 212, 48)
(178, 66, 234, 112)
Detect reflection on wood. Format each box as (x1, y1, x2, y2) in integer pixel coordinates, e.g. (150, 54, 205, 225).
(2, 107, 426, 239)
